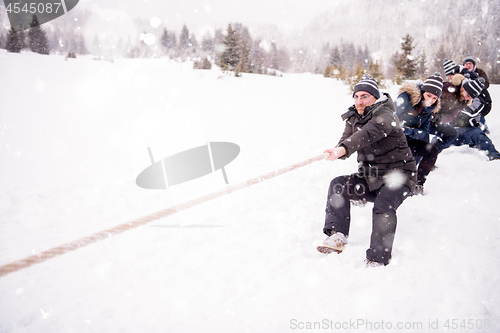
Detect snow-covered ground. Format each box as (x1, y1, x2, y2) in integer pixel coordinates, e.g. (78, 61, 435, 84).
(1, 50, 500, 332)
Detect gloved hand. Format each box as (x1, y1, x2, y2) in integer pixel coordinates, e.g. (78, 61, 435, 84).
(403, 127, 414, 138)
(453, 111, 481, 128)
(469, 118, 480, 127)
(431, 113, 442, 126)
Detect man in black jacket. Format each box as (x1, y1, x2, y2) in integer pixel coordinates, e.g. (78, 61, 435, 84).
(462, 55, 493, 134)
(317, 74, 417, 267)
(463, 55, 490, 89)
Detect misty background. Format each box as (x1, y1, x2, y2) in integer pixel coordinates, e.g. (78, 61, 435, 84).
(1, 0, 499, 81)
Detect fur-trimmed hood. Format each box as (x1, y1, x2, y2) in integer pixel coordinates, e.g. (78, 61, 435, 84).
(398, 82, 441, 113)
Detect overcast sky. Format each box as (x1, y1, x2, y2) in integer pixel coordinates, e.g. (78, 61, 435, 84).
(78, 0, 341, 32)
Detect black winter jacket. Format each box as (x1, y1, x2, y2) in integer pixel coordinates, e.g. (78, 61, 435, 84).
(475, 68, 490, 89)
(337, 93, 417, 192)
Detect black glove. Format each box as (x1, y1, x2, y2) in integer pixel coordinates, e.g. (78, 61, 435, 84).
(431, 113, 442, 126)
(403, 127, 414, 138)
(470, 118, 480, 127)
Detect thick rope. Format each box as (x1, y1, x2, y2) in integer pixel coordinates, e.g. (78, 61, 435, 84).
(0, 153, 330, 277)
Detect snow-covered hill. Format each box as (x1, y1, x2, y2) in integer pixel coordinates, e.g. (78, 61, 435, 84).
(287, 0, 500, 69)
(1, 50, 499, 332)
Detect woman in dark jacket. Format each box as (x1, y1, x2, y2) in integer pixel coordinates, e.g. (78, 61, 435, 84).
(395, 72, 442, 194)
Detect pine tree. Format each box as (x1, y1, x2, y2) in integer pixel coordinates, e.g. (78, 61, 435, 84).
(271, 41, 280, 70)
(201, 32, 214, 54)
(194, 56, 212, 70)
(433, 43, 450, 76)
(292, 48, 311, 73)
(342, 41, 357, 72)
(277, 49, 291, 73)
(324, 45, 343, 79)
(161, 28, 177, 51)
(313, 61, 323, 75)
(0, 33, 6, 49)
(417, 51, 427, 79)
(348, 61, 366, 92)
(28, 15, 50, 55)
(49, 27, 60, 53)
(18, 27, 26, 50)
(188, 33, 198, 48)
(330, 46, 341, 67)
(237, 27, 252, 73)
(390, 51, 404, 84)
(398, 34, 418, 79)
(71, 34, 86, 54)
(219, 24, 240, 71)
(322, 42, 331, 63)
(250, 39, 265, 74)
(323, 65, 332, 78)
(161, 28, 169, 48)
(6, 26, 22, 53)
(368, 60, 385, 88)
(67, 35, 77, 54)
(213, 29, 224, 53)
(92, 36, 101, 58)
(337, 64, 348, 81)
(357, 45, 370, 69)
(179, 25, 190, 49)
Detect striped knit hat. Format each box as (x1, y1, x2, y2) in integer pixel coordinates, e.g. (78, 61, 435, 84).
(462, 77, 485, 99)
(443, 58, 460, 76)
(353, 73, 380, 99)
(421, 72, 443, 98)
(463, 55, 476, 68)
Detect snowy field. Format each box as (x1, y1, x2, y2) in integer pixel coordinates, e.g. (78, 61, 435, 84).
(1, 50, 500, 332)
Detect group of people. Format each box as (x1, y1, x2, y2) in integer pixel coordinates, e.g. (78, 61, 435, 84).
(316, 55, 498, 267)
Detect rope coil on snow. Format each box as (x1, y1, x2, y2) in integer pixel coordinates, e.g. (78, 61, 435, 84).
(0, 153, 330, 277)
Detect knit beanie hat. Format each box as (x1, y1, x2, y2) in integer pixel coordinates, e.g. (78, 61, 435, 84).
(352, 73, 380, 99)
(443, 58, 460, 76)
(462, 77, 485, 99)
(463, 54, 476, 68)
(421, 72, 443, 98)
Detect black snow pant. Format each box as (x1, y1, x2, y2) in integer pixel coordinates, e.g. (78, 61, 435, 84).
(429, 123, 458, 152)
(323, 175, 410, 265)
(408, 139, 439, 186)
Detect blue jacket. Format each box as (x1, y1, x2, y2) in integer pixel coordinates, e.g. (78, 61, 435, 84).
(395, 82, 441, 142)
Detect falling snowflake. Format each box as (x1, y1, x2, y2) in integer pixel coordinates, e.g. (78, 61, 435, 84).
(384, 170, 406, 189)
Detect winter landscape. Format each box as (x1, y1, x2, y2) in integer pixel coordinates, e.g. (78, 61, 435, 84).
(1, 0, 500, 332)
(1, 49, 500, 332)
